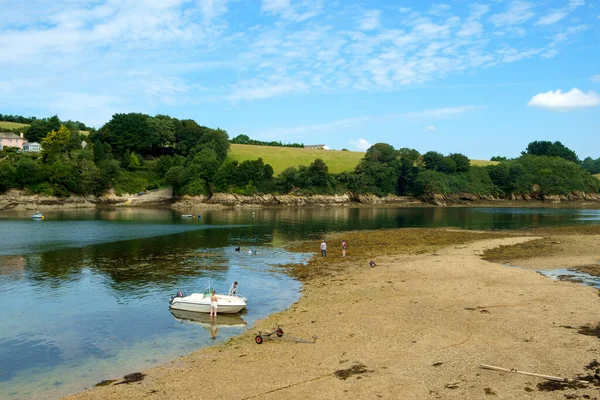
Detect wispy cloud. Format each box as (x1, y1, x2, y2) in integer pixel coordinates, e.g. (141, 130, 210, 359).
(261, 0, 322, 22)
(228, 80, 308, 100)
(528, 88, 600, 110)
(251, 115, 375, 141)
(358, 10, 381, 31)
(592, 75, 600, 83)
(0, 0, 595, 126)
(424, 125, 437, 132)
(489, 1, 536, 27)
(535, 0, 584, 26)
(349, 138, 372, 151)
(404, 106, 478, 119)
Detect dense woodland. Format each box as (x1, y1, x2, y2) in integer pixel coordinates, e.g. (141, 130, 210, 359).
(0, 113, 598, 199)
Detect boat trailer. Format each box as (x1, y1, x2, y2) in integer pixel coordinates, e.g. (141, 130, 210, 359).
(254, 325, 317, 344)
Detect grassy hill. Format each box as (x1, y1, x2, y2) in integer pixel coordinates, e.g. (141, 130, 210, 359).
(0, 121, 29, 130)
(470, 160, 499, 167)
(229, 144, 499, 174)
(0, 121, 90, 135)
(594, 174, 600, 180)
(228, 144, 365, 174)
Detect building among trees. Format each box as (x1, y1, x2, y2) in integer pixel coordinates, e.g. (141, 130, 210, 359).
(0, 132, 26, 149)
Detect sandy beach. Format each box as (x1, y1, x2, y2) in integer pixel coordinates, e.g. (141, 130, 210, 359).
(64, 228, 600, 399)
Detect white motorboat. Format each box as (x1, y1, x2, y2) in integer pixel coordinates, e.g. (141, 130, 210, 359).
(32, 212, 44, 220)
(169, 288, 247, 314)
(170, 309, 247, 328)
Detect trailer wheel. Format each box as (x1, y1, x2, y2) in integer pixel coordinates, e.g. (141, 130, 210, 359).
(255, 335, 263, 344)
(276, 328, 284, 337)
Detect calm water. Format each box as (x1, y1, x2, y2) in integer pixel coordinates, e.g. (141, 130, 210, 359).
(1, 206, 599, 399)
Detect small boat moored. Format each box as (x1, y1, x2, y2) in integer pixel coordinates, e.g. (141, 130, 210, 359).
(169, 287, 248, 314)
(32, 212, 44, 220)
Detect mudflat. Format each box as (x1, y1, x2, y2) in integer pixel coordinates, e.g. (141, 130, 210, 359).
(64, 228, 600, 399)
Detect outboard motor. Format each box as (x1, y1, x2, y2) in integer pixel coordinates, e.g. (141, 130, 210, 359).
(169, 290, 186, 304)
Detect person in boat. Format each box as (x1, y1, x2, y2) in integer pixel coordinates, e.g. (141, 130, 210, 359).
(228, 281, 238, 296)
(341, 240, 347, 257)
(320, 240, 327, 257)
(210, 290, 219, 318)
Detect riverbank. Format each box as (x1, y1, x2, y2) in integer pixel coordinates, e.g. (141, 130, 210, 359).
(65, 227, 600, 399)
(1, 188, 599, 211)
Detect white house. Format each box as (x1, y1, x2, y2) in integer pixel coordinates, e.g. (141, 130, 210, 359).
(305, 144, 329, 150)
(22, 142, 41, 152)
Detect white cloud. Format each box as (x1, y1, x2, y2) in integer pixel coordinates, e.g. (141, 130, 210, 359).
(535, 0, 585, 26)
(535, 9, 570, 26)
(404, 106, 477, 119)
(358, 10, 381, 31)
(489, 1, 536, 26)
(424, 125, 437, 132)
(457, 21, 483, 37)
(261, 0, 322, 22)
(228, 80, 308, 100)
(527, 88, 600, 110)
(349, 138, 372, 151)
(592, 75, 600, 82)
(553, 25, 588, 43)
(254, 116, 374, 139)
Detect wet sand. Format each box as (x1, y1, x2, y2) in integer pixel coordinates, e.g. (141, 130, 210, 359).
(65, 228, 600, 399)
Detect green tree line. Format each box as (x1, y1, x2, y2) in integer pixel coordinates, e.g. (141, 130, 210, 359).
(1, 113, 598, 198)
(230, 134, 304, 148)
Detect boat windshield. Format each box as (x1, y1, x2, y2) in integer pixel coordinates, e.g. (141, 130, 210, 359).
(203, 287, 216, 298)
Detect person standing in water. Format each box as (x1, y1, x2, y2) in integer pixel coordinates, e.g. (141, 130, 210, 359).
(210, 290, 218, 318)
(341, 240, 347, 257)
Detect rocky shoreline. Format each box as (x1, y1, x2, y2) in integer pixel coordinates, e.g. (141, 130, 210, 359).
(0, 189, 599, 211)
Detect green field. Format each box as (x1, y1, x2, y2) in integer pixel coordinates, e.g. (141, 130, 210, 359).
(594, 174, 600, 180)
(229, 144, 365, 174)
(0, 121, 29, 130)
(470, 159, 499, 167)
(229, 144, 500, 174)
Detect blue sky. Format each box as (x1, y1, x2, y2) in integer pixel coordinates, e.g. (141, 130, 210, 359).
(0, 0, 599, 160)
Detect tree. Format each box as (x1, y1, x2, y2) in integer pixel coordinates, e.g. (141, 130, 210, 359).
(41, 125, 71, 163)
(147, 115, 176, 150)
(100, 113, 157, 157)
(0, 162, 17, 192)
(306, 158, 330, 188)
(15, 157, 41, 188)
(523, 141, 579, 163)
(448, 153, 470, 173)
(128, 152, 141, 169)
(364, 143, 397, 164)
(231, 134, 250, 144)
(93, 140, 107, 163)
(422, 151, 445, 171)
(26, 119, 50, 143)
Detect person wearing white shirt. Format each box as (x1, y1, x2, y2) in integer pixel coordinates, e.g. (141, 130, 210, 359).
(229, 281, 238, 296)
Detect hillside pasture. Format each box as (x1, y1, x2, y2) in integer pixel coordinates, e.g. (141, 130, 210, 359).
(594, 174, 600, 180)
(470, 159, 499, 167)
(228, 144, 365, 174)
(229, 144, 502, 175)
(0, 121, 29, 130)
